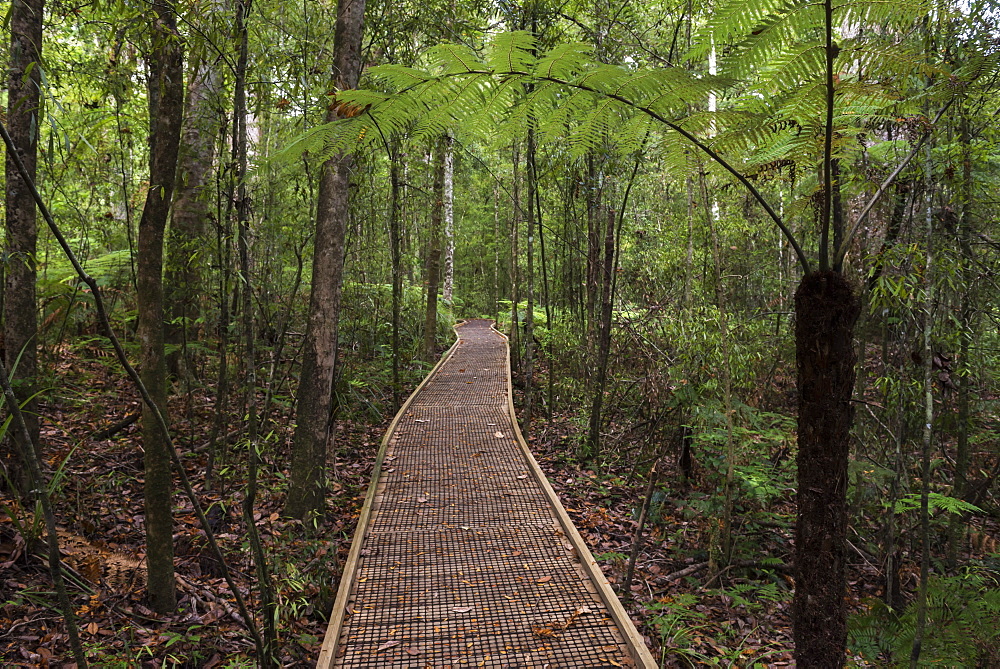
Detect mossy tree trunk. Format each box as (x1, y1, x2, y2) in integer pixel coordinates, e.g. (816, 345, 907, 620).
(138, 0, 184, 615)
(3, 0, 43, 499)
(166, 50, 221, 380)
(423, 136, 446, 361)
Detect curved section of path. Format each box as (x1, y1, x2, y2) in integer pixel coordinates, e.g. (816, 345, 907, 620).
(318, 320, 655, 668)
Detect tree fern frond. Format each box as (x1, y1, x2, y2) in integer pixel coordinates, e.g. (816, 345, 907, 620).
(486, 30, 538, 74)
(721, 3, 826, 82)
(688, 0, 795, 61)
(426, 42, 487, 75)
(534, 42, 594, 80)
(838, 0, 934, 28)
(759, 40, 827, 94)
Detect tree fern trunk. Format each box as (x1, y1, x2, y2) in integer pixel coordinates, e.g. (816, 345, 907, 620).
(793, 271, 859, 667)
(389, 147, 403, 410)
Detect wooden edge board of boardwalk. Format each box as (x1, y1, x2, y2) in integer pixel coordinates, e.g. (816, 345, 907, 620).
(318, 320, 656, 668)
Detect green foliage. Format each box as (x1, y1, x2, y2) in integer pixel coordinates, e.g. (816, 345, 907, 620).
(275, 30, 726, 170)
(849, 565, 1000, 666)
(891, 492, 982, 516)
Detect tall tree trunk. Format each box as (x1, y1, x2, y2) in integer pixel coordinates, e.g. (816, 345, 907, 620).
(584, 155, 600, 357)
(423, 137, 446, 361)
(442, 134, 455, 305)
(3, 0, 44, 498)
(523, 128, 537, 430)
(165, 50, 221, 379)
(585, 206, 616, 458)
(138, 0, 184, 614)
(493, 182, 500, 324)
(536, 149, 553, 421)
(284, 0, 366, 520)
(948, 110, 974, 564)
(509, 146, 521, 372)
(389, 147, 403, 409)
(792, 271, 860, 667)
(702, 167, 736, 566)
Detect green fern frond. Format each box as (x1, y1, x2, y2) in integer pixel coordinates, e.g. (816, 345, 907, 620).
(486, 30, 537, 73)
(535, 42, 594, 80)
(688, 0, 794, 61)
(426, 42, 485, 75)
(839, 0, 934, 27)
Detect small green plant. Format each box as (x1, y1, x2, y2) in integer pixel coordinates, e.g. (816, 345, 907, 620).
(594, 551, 629, 564)
(647, 594, 714, 668)
(723, 580, 784, 614)
(848, 563, 1000, 666)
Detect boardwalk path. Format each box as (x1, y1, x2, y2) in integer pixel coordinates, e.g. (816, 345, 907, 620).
(318, 320, 655, 668)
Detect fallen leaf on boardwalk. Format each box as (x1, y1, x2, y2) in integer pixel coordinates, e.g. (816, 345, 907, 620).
(536, 575, 552, 583)
(517, 474, 528, 479)
(417, 497, 428, 503)
(494, 431, 504, 438)
(405, 646, 421, 655)
(377, 640, 401, 652)
(532, 625, 557, 638)
(452, 606, 472, 613)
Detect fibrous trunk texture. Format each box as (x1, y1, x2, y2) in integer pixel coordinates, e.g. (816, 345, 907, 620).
(793, 270, 860, 667)
(138, 0, 184, 615)
(284, 0, 366, 520)
(3, 0, 44, 497)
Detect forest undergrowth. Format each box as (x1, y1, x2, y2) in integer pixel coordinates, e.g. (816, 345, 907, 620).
(1, 340, 998, 667)
(0, 346, 383, 666)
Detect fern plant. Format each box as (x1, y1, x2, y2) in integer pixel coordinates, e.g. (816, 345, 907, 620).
(849, 566, 1000, 666)
(275, 5, 997, 272)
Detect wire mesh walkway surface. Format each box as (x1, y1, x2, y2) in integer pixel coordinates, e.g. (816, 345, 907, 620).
(317, 320, 656, 668)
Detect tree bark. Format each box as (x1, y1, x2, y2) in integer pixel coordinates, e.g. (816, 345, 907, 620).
(3, 0, 44, 497)
(284, 0, 365, 520)
(792, 270, 860, 668)
(442, 134, 455, 305)
(165, 50, 221, 379)
(389, 147, 403, 409)
(423, 136, 447, 361)
(138, 0, 184, 615)
(585, 206, 616, 458)
(523, 128, 536, 430)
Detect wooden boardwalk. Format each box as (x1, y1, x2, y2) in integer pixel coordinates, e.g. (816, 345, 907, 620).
(317, 320, 656, 668)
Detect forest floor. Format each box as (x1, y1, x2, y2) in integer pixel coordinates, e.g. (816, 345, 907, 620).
(1, 347, 996, 666)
